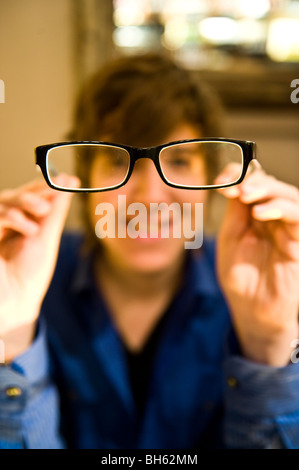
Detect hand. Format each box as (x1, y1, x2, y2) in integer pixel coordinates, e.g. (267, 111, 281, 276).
(216, 165, 299, 366)
(0, 175, 78, 361)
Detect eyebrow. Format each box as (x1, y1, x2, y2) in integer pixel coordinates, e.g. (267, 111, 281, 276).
(165, 145, 204, 155)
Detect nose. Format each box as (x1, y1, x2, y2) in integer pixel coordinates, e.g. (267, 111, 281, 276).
(127, 158, 169, 205)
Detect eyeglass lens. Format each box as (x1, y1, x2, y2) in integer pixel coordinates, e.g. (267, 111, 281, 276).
(46, 141, 244, 190)
(47, 144, 130, 190)
(159, 141, 243, 187)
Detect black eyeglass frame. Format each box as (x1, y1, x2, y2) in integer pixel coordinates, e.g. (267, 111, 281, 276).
(35, 138, 257, 192)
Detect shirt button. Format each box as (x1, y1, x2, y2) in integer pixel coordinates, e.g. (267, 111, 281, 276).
(5, 386, 23, 397)
(227, 376, 238, 388)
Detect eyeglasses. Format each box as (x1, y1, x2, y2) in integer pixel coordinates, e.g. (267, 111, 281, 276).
(35, 138, 257, 192)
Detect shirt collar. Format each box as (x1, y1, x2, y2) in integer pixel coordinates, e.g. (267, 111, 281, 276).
(189, 237, 221, 297)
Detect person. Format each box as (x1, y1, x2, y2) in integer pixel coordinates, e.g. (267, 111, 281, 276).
(0, 52, 299, 450)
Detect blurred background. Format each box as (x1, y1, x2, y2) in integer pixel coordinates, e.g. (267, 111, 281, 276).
(0, 0, 298, 232)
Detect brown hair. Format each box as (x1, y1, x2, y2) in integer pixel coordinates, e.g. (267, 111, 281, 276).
(70, 52, 225, 248)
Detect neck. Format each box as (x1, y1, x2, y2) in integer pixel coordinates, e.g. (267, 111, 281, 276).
(94, 249, 186, 351)
(97, 250, 185, 299)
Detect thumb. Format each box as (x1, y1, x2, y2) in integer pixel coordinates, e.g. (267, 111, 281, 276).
(40, 174, 80, 243)
(218, 196, 250, 242)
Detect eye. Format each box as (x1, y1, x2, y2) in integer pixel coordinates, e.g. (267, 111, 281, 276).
(168, 156, 191, 167)
(164, 152, 193, 169)
(114, 157, 128, 168)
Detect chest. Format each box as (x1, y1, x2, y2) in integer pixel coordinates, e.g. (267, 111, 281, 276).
(49, 293, 231, 449)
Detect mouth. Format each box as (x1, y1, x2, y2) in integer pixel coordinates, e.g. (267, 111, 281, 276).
(117, 214, 181, 242)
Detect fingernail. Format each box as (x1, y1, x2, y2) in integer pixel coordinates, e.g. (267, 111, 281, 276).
(215, 175, 230, 184)
(241, 187, 267, 202)
(254, 207, 282, 220)
(222, 187, 240, 198)
(67, 176, 81, 188)
(53, 175, 80, 188)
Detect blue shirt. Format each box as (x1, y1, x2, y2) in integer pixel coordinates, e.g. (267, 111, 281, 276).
(1, 232, 299, 449)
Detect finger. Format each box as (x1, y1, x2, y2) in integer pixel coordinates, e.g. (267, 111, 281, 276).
(216, 164, 265, 199)
(252, 199, 299, 222)
(240, 176, 299, 205)
(2, 178, 52, 199)
(252, 198, 299, 240)
(0, 175, 80, 239)
(217, 196, 251, 241)
(1, 179, 53, 211)
(272, 224, 299, 260)
(214, 163, 243, 198)
(14, 192, 53, 217)
(0, 206, 39, 239)
(3, 174, 80, 199)
(214, 161, 265, 199)
(38, 175, 80, 239)
(1, 175, 80, 218)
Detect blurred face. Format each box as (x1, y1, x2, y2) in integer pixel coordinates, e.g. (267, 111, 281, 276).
(88, 124, 208, 275)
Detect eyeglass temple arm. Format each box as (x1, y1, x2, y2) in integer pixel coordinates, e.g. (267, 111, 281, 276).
(248, 143, 262, 173)
(36, 160, 59, 177)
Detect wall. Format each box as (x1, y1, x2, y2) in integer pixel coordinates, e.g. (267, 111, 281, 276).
(0, 1, 298, 233)
(0, 0, 74, 189)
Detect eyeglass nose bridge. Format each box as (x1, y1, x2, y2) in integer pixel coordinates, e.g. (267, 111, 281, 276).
(127, 145, 163, 178)
(129, 146, 161, 164)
